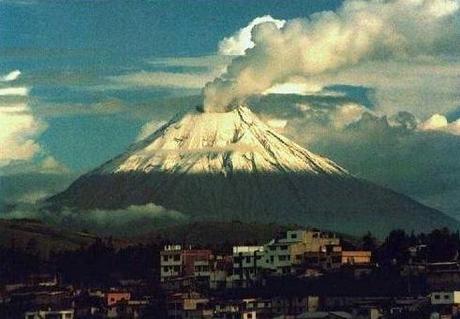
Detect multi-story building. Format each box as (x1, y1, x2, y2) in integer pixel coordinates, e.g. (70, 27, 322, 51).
(232, 246, 265, 287)
(161, 245, 183, 282)
(160, 245, 212, 282)
(262, 230, 342, 275)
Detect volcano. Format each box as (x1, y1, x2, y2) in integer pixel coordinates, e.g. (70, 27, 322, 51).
(48, 105, 458, 236)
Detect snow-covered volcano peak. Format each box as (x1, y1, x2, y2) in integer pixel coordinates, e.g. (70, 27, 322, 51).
(97, 105, 347, 176)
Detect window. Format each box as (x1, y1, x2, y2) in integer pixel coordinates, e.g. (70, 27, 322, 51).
(162, 255, 168, 262)
(280, 245, 288, 250)
(270, 256, 274, 263)
(247, 313, 252, 319)
(65, 314, 72, 319)
(444, 294, 450, 299)
(173, 254, 181, 261)
(246, 256, 251, 263)
(434, 295, 440, 300)
(291, 233, 297, 239)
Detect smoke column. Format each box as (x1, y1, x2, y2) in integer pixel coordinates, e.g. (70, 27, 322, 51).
(202, 0, 460, 112)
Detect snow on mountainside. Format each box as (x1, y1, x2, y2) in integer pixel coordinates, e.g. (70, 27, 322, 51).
(97, 105, 347, 176)
(48, 105, 459, 236)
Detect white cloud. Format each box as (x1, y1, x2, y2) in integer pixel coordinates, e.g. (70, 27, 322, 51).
(418, 113, 460, 135)
(0, 103, 45, 166)
(2, 203, 188, 236)
(333, 103, 366, 128)
(418, 113, 448, 130)
(311, 58, 460, 117)
(219, 15, 286, 56)
(39, 156, 69, 174)
(0, 78, 65, 173)
(0, 70, 21, 82)
(0, 87, 29, 96)
(263, 80, 323, 96)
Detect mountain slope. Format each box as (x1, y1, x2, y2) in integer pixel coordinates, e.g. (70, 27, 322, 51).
(48, 106, 459, 236)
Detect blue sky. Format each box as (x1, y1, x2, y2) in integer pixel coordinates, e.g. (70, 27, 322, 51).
(1, 0, 343, 171)
(1, 0, 460, 218)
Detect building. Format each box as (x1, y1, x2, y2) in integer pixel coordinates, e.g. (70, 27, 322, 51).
(431, 291, 460, 305)
(107, 299, 149, 318)
(161, 245, 184, 282)
(209, 256, 233, 290)
(160, 245, 212, 282)
(105, 290, 131, 306)
(430, 291, 460, 318)
(166, 292, 212, 319)
(341, 251, 371, 265)
(303, 245, 343, 271)
(271, 296, 319, 316)
(24, 309, 74, 319)
(232, 246, 265, 287)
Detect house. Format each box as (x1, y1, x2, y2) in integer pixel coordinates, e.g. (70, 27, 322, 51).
(24, 309, 74, 319)
(213, 298, 271, 319)
(431, 291, 460, 305)
(105, 289, 131, 306)
(107, 299, 149, 318)
(166, 292, 212, 319)
(271, 296, 319, 316)
(341, 251, 371, 265)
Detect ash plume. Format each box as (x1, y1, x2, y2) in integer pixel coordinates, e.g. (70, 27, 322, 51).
(202, 0, 459, 112)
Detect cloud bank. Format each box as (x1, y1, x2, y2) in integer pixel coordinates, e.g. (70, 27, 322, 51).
(203, 0, 460, 112)
(2, 203, 188, 236)
(247, 93, 460, 218)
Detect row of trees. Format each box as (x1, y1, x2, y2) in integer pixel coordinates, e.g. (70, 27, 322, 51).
(362, 227, 460, 264)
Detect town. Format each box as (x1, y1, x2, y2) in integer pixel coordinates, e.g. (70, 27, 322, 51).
(2, 226, 460, 319)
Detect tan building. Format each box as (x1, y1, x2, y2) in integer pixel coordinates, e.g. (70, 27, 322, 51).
(341, 251, 372, 265)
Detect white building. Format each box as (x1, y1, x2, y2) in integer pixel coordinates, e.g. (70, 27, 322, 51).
(431, 291, 460, 305)
(25, 309, 74, 319)
(160, 245, 183, 282)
